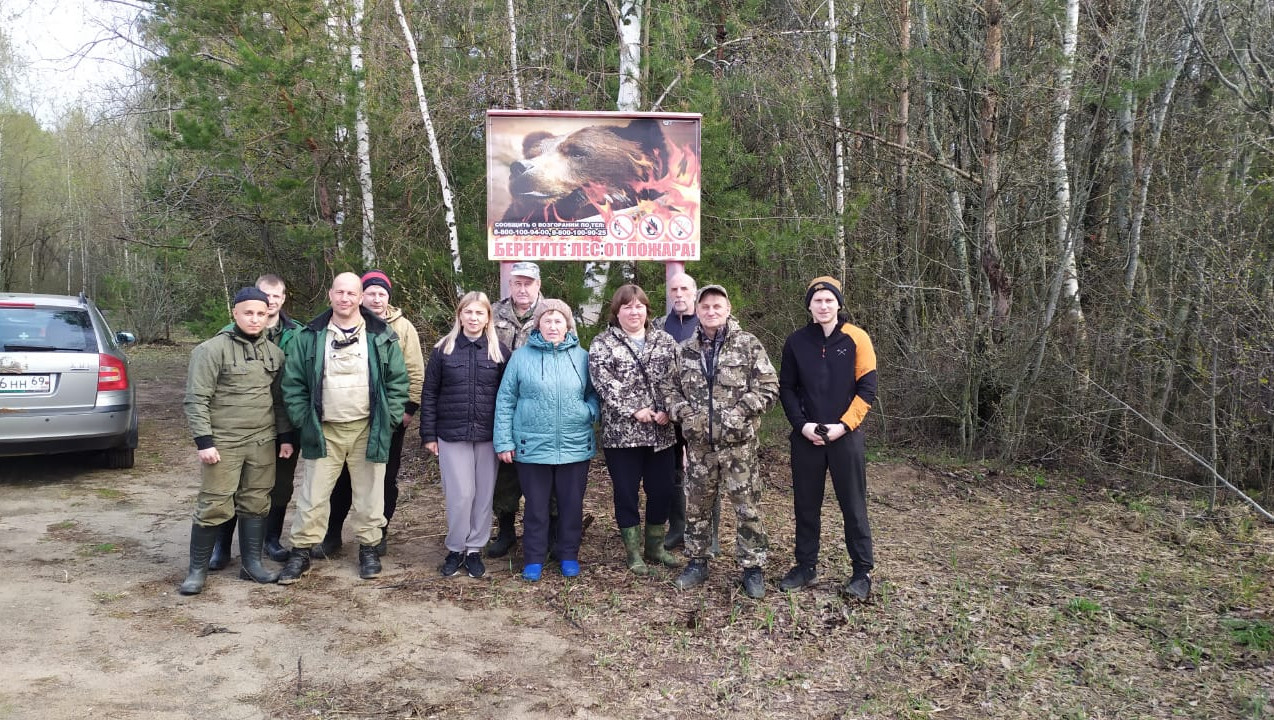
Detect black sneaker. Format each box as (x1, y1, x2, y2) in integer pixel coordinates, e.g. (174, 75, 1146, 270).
(440, 551, 464, 577)
(358, 544, 382, 580)
(844, 574, 872, 601)
(778, 564, 818, 592)
(740, 567, 765, 599)
(464, 552, 486, 579)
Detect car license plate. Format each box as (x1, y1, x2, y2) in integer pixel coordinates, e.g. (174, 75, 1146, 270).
(0, 374, 52, 394)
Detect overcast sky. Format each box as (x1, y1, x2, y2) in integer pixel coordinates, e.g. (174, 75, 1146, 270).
(5, 0, 147, 126)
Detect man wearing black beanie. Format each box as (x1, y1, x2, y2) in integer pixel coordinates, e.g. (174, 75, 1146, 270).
(778, 276, 878, 600)
(179, 287, 294, 594)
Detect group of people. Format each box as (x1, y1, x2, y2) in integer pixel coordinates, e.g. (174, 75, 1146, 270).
(180, 263, 878, 601)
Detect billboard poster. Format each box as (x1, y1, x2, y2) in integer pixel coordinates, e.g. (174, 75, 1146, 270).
(486, 110, 702, 262)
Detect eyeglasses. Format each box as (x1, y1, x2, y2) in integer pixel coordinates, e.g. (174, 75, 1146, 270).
(331, 327, 361, 349)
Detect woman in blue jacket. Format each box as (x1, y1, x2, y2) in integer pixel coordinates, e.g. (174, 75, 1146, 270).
(494, 299, 599, 581)
(420, 291, 510, 580)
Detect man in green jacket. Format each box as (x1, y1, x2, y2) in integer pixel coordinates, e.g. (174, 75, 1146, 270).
(206, 273, 306, 568)
(278, 272, 410, 584)
(180, 287, 294, 595)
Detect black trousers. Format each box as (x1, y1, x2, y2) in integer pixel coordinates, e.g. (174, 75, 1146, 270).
(790, 427, 873, 573)
(269, 441, 301, 511)
(517, 460, 589, 565)
(329, 423, 406, 535)
(603, 445, 675, 528)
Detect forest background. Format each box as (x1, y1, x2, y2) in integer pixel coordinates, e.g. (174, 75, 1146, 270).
(1, 0, 1272, 505)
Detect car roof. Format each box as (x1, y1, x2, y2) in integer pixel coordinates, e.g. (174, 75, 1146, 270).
(0, 293, 92, 309)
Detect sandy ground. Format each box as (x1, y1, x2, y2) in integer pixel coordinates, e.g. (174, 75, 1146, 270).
(0, 348, 610, 720)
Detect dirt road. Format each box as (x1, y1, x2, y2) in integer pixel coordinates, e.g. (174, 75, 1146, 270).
(0, 346, 610, 720)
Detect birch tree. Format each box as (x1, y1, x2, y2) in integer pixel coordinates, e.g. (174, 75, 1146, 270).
(1125, 0, 1203, 294)
(580, 0, 644, 323)
(979, 0, 1010, 336)
(393, 0, 463, 297)
(829, 0, 848, 281)
(506, 0, 523, 109)
(1043, 0, 1083, 328)
(347, 0, 377, 265)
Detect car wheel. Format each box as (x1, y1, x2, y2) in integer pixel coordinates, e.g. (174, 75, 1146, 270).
(104, 447, 135, 469)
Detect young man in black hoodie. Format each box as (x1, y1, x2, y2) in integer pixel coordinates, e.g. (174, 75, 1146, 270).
(777, 276, 878, 600)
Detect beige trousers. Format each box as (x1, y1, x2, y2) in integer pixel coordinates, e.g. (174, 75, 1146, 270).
(289, 419, 386, 548)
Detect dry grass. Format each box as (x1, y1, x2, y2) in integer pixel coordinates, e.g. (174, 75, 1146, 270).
(123, 346, 1274, 720)
(249, 444, 1274, 720)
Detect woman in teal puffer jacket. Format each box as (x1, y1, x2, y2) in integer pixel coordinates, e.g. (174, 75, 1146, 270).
(494, 299, 599, 582)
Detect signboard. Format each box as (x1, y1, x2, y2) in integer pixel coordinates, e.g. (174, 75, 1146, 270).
(486, 110, 702, 262)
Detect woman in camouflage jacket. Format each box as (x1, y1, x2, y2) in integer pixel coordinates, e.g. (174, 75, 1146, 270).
(587, 284, 684, 574)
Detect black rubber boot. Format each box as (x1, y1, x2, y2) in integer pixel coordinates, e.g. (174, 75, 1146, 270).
(207, 518, 235, 570)
(178, 523, 221, 595)
(664, 489, 686, 550)
(673, 558, 709, 590)
(277, 548, 311, 585)
(264, 506, 289, 562)
(358, 544, 382, 580)
(740, 567, 765, 599)
(485, 512, 517, 558)
(237, 513, 279, 584)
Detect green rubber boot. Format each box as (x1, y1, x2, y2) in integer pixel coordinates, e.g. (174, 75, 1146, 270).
(643, 524, 684, 568)
(619, 526, 649, 576)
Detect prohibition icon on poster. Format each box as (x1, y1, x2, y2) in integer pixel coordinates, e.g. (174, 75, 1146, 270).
(639, 214, 665, 240)
(609, 214, 636, 240)
(669, 213, 694, 240)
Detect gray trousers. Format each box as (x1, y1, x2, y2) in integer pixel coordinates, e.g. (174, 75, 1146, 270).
(439, 440, 498, 553)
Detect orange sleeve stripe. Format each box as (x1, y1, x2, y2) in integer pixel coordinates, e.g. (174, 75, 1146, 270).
(840, 398, 872, 430)
(841, 322, 877, 381)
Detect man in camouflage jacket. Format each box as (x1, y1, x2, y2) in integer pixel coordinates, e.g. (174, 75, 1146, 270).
(662, 284, 778, 599)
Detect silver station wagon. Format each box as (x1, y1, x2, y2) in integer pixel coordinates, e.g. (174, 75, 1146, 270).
(0, 293, 138, 468)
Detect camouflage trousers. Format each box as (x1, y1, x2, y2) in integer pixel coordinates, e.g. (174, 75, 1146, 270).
(683, 438, 767, 568)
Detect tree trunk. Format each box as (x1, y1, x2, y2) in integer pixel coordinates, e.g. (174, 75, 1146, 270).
(582, 0, 644, 323)
(348, 0, 377, 266)
(394, 0, 463, 297)
(894, 0, 916, 341)
(1126, 0, 1202, 295)
(506, 0, 524, 108)
(1045, 0, 1083, 328)
(979, 0, 1010, 337)
(829, 0, 846, 280)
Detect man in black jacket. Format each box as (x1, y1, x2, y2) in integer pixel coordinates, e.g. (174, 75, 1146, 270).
(777, 276, 878, 600)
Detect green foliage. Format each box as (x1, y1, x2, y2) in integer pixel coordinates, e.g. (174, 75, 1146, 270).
(183, 296, 231, 341)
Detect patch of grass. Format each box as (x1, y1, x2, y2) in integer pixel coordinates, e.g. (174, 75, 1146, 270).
(1066, 597, 1102, 619)
(93, 487, 125, 500)
(92, 590, 128, 604)
(47, 520, 76, 532)
(1223, 619, 1274, 652)
(77, 542, 120, 556)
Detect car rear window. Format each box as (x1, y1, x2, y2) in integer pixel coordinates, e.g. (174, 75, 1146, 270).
(0, 308, 95, 352)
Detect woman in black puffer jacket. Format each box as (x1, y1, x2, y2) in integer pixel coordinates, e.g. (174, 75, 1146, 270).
(420, 291, 510, 579)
